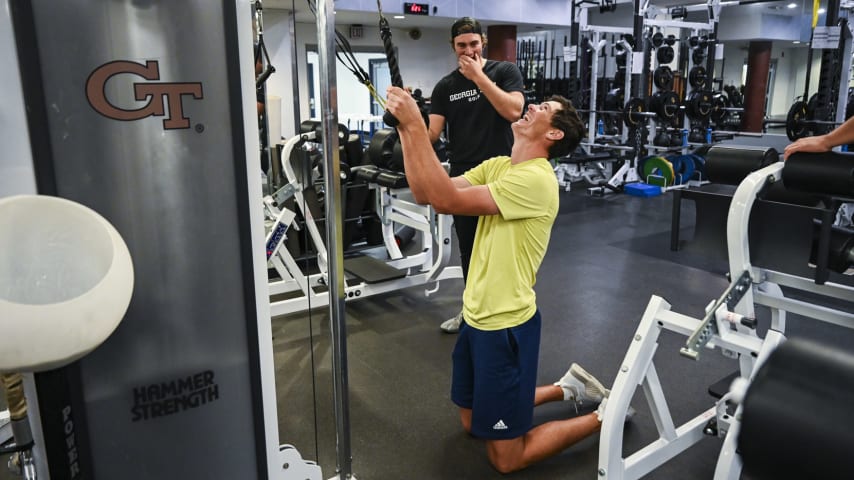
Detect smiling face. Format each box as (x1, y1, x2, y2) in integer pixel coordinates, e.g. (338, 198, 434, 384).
(515, 101, 563, 135)
(452, 33, 484, 60)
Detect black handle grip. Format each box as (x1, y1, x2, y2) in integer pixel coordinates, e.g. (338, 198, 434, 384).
(383, 110, 399, 127)
(741, 317, 758, 329)
(256, 66, 275, 89)
(380, 17, 403, 127)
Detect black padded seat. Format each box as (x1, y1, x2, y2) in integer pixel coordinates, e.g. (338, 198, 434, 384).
(557, 150, 616, 164)
(352, 165, 408, 189)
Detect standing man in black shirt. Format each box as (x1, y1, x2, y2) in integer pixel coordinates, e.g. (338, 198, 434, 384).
(429, 17, 525, 333)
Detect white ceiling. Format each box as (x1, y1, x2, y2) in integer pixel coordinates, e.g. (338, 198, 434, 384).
(263, 0, 580, 32)
(262, 0, 820, 35)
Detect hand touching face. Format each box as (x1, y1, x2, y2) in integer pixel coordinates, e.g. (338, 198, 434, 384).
(453, 33, 485, 80)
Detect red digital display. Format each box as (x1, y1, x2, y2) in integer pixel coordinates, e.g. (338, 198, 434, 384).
(404, 2, 429, 15)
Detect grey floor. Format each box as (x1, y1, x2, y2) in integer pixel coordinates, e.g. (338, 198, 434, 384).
(271, 185, 854, 479)
(2, 181, 852, 479)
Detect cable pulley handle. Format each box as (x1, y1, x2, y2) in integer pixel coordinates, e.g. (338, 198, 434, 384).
(380, 17, 404, 127)
(380, 22, 404, 88)
(256, 65, 276, 88)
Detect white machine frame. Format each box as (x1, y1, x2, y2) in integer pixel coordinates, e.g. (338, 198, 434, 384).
(564, 7, 636, 194)
(264, 131, 462, 316)
(597, 161, 854, 479)
(0, 409, 10, 446)
(585, 0, 721, 196)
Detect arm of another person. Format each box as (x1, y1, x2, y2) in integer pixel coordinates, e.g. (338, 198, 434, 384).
(458, 55, 524, 123)
(478, 80, 524, 123)
(427, 80, 447, 144)
(428, 113, 446, 144)
(784, 116, 854, 159)
(387, 86, 499, 216)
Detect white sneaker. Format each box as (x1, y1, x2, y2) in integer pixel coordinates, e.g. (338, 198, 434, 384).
(596, 397, 636, 423)
(554, 363, 610, 405)
(440, 311, 464, 333)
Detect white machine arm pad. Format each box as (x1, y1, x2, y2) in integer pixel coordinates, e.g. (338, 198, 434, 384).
(0, 195, 134, 372)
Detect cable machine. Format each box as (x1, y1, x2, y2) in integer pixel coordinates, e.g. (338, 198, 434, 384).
(3, 1, 326, 478)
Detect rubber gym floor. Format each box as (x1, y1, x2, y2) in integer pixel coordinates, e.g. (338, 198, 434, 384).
(2, 184, 852, 479)
(273, 185, 854, 479)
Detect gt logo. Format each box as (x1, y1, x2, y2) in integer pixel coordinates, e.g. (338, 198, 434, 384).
(86, 60, 203, 130)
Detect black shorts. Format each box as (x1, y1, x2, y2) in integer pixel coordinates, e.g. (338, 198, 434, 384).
(450, 311, 541, 439)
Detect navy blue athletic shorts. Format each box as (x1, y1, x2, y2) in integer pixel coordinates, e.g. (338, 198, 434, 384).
(450, 310, 541, 439)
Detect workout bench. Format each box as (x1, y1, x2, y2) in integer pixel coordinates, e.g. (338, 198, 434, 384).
(599, 152, 854, 479)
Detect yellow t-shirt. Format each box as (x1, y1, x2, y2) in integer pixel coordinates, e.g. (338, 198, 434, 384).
(461, 156, 559, 331)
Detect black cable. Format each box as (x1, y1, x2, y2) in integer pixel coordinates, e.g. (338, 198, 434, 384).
(256, 37, 276, 89)
(254, 2, 276, 90)
(376, 0, 404, 126)
(305, 0, 385, 105)
(302, 152, 320, 464)
(300, 0, 321, 466)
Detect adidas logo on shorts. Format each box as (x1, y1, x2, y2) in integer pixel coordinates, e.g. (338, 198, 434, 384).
(493, 419, 508, 430)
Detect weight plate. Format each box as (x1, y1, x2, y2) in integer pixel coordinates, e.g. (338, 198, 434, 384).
(686, 90, 714, 120)
(688, 66, 707, 89)
(652, 32, 665, 48)
(692, 48, 705, 65)
(641, 155, 675, 186)
(623, 97, 646, 128)
(653, 66, 674, 90)
(667, 155, 684, 184)
(657, 45, 675, 65)
(786, 100, 809, 141)
(668, 154, 696, 185)
(711, 93, 730, 123)
(652, 90, 680, 121)
(690, 154, 705, 174)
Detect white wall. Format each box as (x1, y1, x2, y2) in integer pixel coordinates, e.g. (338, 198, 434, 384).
(333, 0, 572, 25)
(262, 10, 457, 138)
(0, 0, 36, 197)
(717, 43, 824, 119)
(769, 44, 812, 118)
(262, 9, 298, 140)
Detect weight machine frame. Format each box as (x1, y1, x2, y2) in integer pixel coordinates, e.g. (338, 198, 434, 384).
(264, 131, 462, 317)
(557, 3, 636, 192)
(597, 161, 854, 479)
(0, 409, 10, 447)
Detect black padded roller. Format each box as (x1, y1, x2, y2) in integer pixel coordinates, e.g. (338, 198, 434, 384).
(704, 146, 779, 185)
(783, 152, 854, 197)
(810, 221, 854, 273)
(299, 120, 348, 140)
(366, 128, 404, 172)
(759, 181, 823, 207)
(738, 338, 854, 479)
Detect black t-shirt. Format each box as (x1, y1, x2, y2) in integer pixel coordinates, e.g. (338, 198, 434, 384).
(430, 60, 524, 167)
